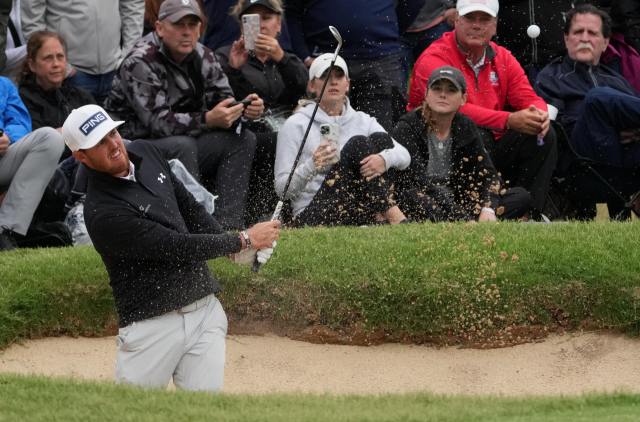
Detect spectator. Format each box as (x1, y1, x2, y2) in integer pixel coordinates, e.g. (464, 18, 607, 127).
(105, 0, 265, 230)
(398, 0, 456, 91)
(0, 0, 11, 72)
(275, 54, 410, 227)
(18, 31, 95, 133)
(144, 0, 207, 36)
(408, 0, 557, 217)
(286, 0, 426, 131)
(1, 0, 25, 83)
(216, 0, 308, 224)
(0, 76, 64, 251)
(393, 66, 531, 222)
(21, 0, 145, 104)
(534, 5, 640, 168)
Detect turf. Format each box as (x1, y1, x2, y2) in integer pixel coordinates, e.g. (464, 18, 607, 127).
(0, 374, 639, 422)
(1, 222, 639, 349)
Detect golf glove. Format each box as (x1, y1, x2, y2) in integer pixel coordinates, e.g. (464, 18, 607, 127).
(233, 241, 277, 265)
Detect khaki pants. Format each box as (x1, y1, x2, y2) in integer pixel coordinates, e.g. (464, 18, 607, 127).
(114, 294, 228, 392)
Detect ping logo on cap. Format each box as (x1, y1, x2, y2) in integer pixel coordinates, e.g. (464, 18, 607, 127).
(80, 112, 107, 136)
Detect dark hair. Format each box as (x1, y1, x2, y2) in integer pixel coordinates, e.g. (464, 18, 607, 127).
(18, 30, 67, 84)
(564, 4, 612, 39)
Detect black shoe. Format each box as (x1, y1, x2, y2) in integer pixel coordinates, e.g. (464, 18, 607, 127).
(0, 227, 18, 251)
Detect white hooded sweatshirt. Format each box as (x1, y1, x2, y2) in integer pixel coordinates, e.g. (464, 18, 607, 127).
(275, 98, 411, 216)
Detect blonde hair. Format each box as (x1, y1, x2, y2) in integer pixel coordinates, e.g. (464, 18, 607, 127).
(230, 0, 283, 22)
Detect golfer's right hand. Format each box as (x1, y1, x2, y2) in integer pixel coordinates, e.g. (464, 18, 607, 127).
(245, 220, 281, 250)
(206, 98, 244, 129)
(312, 142, 336, 170)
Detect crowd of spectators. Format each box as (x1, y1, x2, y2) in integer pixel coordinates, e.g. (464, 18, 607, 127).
(1, 0, 640, 251)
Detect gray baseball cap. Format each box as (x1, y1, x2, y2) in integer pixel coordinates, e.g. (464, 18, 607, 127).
(239, 0, 282, 16)
(428, 66, 467, 94)
(158, 0, 202, 23)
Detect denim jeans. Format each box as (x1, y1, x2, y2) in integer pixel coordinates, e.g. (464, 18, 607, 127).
(398, 21, 454, 92)
(571, 87, 640, 168)
(67, 69, 116, 105)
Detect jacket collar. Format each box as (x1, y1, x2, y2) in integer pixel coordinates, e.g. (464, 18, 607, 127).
(153, 32, 200, 68)
(562, 55, 603, 73)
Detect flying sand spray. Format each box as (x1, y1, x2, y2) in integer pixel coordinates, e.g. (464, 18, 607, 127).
(251, 26, 344, 272)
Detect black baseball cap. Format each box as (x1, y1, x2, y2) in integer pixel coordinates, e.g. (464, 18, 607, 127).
(428, 66, 467, 94)
(158, 0, 202, 23)
(239, 0, 282, 16)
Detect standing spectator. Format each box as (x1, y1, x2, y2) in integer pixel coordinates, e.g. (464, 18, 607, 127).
(408, 0, 557, 216)
(216, 0, 308, 224)
(534, 5, 640, 168)
(21, 0, 145, 104)
(398, 0, 456, 92)
(1, 0, 25, 83)
(0, 0, 11, 72)
(0, 76, 63, 250)
(104, 0, 265, 230)
(285, 0, 426, 131)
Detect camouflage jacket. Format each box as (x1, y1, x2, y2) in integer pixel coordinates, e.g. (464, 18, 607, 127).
(104, 32, 234, 140)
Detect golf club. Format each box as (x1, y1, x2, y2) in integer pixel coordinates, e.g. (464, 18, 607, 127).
(252, 26, 343, 272)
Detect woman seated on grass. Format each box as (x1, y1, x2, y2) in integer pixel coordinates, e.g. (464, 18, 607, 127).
(392, 66, 532, 222)
(275, 54, 410, 227)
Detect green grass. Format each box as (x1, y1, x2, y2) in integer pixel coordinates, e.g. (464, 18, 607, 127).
(0, 374, 639, 421)
(1, 222, 639, 349)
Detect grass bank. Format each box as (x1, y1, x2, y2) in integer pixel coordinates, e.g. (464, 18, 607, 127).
(1, 374, 639, 422)
(1, 222, 639, 348)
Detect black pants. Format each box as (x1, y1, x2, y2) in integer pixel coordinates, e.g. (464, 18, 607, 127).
(401, 186, 531, 222)
(146, 136, 200, 179)
(244, 132, 279, 226)
(294, 132, 398, 227)
(478, 127, 557, 213)
(196, 130, 257, 231)
(345, 54, 402, 131)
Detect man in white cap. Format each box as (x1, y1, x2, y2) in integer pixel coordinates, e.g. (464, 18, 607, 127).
(104, 0, 266, 231)
(408, 0, 557, 219)
(63, 105, 280, 391)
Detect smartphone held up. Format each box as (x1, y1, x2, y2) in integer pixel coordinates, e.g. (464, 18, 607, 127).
(320, 123, 340, 164)
(242, 14, 260, 50)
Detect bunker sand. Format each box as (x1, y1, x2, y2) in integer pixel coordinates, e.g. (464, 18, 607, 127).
(1, 332, 638, 396)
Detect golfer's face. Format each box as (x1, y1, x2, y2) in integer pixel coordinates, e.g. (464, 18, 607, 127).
(455, 11, 497, 51)
(75, 129, 130, 178)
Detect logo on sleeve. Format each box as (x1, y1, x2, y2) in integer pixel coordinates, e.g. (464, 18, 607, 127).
(79, 112, 107, 136)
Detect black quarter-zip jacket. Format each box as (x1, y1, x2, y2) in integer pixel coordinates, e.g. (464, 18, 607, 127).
(84, 141, 242, 327)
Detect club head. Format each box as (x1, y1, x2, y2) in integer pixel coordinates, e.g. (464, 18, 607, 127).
(329, 26, 342, 46)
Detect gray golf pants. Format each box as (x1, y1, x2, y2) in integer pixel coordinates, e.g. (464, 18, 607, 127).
(0, 127, 64, 235)
(114, 294, 228, 392)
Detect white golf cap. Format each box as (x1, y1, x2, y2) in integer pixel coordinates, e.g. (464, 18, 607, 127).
(457, 0, 499, 17)
(62, 105, 124, 152)
(309, 53, 349, 80)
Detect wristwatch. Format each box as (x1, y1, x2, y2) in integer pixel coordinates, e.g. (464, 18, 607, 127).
(240, 231, 251, 249)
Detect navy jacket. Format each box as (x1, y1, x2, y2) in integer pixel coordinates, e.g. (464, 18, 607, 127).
(534, 55, 639, 137)
(285, 0, 426, 60)
(84, 141, 242, 327)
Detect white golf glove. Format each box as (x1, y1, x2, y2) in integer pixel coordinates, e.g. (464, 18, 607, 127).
(256, 241, 277, 264)
(233, 241, 277, 265)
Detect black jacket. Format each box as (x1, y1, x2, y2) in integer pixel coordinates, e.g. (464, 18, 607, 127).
(215, 47, 308, 111)
(392, 109, 503, 211)
(18, 79, 96, 130)
(534, 55, 639, 138)
(84, 141, 242, 327)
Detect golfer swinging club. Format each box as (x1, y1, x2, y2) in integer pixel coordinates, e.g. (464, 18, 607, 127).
(62, 105, 280, 391)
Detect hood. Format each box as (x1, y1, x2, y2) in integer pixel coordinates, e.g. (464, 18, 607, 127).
(296, 96, 358, 125)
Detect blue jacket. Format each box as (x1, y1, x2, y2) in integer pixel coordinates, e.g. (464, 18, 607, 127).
(0, 77, 32, 145)
(534, 55, 639, 138)
(285, 0, 426, 60)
